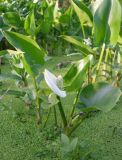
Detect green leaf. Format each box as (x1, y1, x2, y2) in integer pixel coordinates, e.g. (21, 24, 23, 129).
(0, 31, 3, 42)
(39, 20, 52, 34)
(53, 0, 60, 23)
(70, 137, 78, 151)
(79, 82, 121, 112)
(64, 54, 93, 92)
(93, 0, 111, 46)
(3, 12, 23, 28)
(59, 7, 72, 25)
(61, 134, 70, 145)
(61, 35, 95, 56)
(24, 9, 36, 37)
(108, 0, 121, 45)
(70, 0, 93, 26)
(2, 31, 45, 65)
(118, 35, 122, 45)
(94, 0, 121, 46)
(21, 55, 34, 77)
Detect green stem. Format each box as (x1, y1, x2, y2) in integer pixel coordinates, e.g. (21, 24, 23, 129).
(33, 77, 41, 124)
(110, 51, 113, 79)
(54, 106, 58, 127)
(105, 48, 109, 63)
(104, 48, 109, 79)
(43, 108, 51, 128)
(88, 65, 92, 84)
(66, 113, 86, 136)
(57, 96, 67, 128)
(81, 23, 85, 39)
(93, 43, 105, 83)
(70, 88, 81, 118)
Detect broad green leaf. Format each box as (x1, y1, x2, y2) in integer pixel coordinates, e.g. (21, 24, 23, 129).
(2, 31, 45, 65)
(78, 82, 121, 112)
(118, 35, 122, 45)
(61, 35, 95, 56)
(90, 0, 102, 15)
(93, 0, 111, 46)
(118, 0, 122, 7)
(70, 0, 93, 26)
(21, 55, 34, 77)
(3, 12, 23, 28)
(108, 0, 121, 45)
(94, 0, 121, 46)
(61, 134, 78, 154)
(64, 54, 93, 92)
(70, 137, 78, 151)
(61, 134, 70, 146)
(24, 9, 36, 37)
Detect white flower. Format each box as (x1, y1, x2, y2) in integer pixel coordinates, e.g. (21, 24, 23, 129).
(44, 69, 66, 98)
(84, 37, 92, 46)
(33, 0, 38, 3)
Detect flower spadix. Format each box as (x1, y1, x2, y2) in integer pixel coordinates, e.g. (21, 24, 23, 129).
(44, 69, 66, 98)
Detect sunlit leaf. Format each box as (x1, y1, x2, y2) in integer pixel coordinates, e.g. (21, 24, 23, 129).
(64, 54, 93, 92)
(93, 0, 111, 46)
(70, 0, 93, 26)
(108, 0, 121, 45)
(2, 31, 45, 65)
(24, 9, 36, 37)
(94, 0, 121, 46)
(61, 35, 95, 56)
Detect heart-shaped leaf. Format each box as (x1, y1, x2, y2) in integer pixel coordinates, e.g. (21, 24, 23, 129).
(78, 82, 121, 112)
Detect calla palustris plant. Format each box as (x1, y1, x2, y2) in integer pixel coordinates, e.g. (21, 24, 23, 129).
(43, 54, 121, 135)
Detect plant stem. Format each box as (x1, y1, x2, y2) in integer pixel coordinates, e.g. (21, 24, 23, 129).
(33, 77, 41, 124)
(104, 48, 109, 79)
(88, 66, 92, 84)
(81, 23, 85, 39)
(43, 108, 51, 128)
(66, 113, 86, 136)
(93, 43, 105, 83)
(57, 96, 67, 128)
(54, 106, 58, 127)
(70, 89, 81, 118)
(105, 48, 109, 63)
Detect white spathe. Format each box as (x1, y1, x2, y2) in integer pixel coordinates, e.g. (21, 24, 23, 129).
(44, 69, 66, 98)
